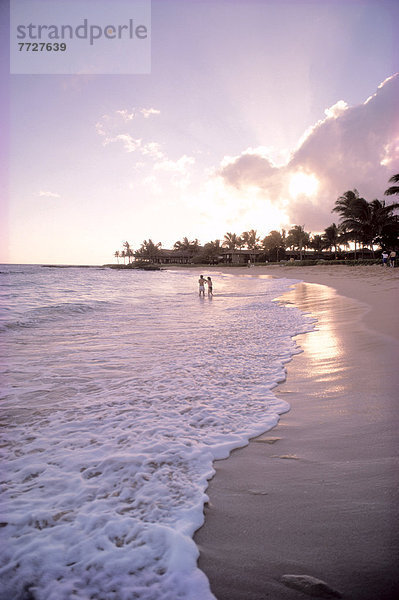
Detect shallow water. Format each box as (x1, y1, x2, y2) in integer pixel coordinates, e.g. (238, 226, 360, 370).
(0, 265, 313, 600)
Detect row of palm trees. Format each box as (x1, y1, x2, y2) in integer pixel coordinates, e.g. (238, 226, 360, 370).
(115, 240, 162, 264)
(114, 175, 399, 263)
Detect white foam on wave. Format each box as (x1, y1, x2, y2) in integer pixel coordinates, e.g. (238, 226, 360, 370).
(0, 267, 314, 600)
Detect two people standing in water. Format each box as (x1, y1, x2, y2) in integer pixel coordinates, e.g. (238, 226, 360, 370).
(382, 250, 396, 267)
(198, 275, 213, 297)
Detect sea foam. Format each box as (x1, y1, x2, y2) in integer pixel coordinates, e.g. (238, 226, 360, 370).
(0, 266, 314, 599)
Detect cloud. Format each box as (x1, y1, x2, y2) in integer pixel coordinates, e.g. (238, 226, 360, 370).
(113, 134, 142, 153)
(154, 155, 195, 173)
(151, 155, 196, 190)
(140, 108, 161, 119)
(218, 74, 399, 231)
(115, 109, 135, 121)
(141, 142, 165, 160)
(96, 107, 195, 188)
(324, 100, 348, 120)
(114, 107, 160, 121)
(38, 190, 61, 199)
(95, 109, 166, 161)
(219, 151, 276, 189)
(95, 106, 161, 146)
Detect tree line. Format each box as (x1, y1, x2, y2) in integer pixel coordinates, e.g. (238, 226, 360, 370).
(114, 175, 399, 264)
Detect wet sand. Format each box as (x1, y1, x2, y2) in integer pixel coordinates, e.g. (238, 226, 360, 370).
(189, 265, 399, 599)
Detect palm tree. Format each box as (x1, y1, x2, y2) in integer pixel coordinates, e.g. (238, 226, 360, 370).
(222, 233, 241, 263)
(262, 230, 287, 262)
(369, 198, 399, 250)
(334, 189, 399, 255)
(222, 232, 240, 251)
(136, 239, 162, 263)
(322, 223, 340, 257)
(286, 225, 310, 260)
(309, 234, 324, 255)
(384, 174, 399, 197)
(174, 237, 200, 257)
(332, 189, 366, 257)
(241, 229, 260, 250)
(201, 240, 222, 264)
(114, 250, 120, 264)
(189, 239, 200, 257)
(236, 236, 245, 250)
(240, 230, 260, 263)
(123, 241, 133, 264)
(120, 250, 126, 265)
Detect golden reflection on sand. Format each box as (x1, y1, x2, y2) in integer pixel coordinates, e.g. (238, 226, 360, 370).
(282, 282, 366, 396)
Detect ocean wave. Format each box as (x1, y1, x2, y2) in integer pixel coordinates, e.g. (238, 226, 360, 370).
(1, 301, 112, 333)
(0, 268, 315, 600)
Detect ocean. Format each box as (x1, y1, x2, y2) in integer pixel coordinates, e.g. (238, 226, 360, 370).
(0, 265, 314, 600)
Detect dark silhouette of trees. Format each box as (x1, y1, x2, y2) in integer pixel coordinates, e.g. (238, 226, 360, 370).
(322, 223, 340, 257)
(222, 232, 240, 251)
(173, 237, 200, 258)
(333, 188, 398, 256)
(332, 189, 365, 257)
(123, 241, 134, 264)
(384, 174, 399, 197)
(262, 230, 287, 262)
(201, 240, 222, 264)
(241, 229, 260, 250)
(286, 225, 310, 260)
(114, 177, 398, 265)
(135, 239, 162, 262)
(309, 234, 324, 254)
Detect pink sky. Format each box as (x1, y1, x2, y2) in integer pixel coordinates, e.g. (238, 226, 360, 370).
(2, 0, 399, 265)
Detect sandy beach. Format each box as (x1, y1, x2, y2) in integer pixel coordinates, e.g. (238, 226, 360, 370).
(185, 264, 399, 600)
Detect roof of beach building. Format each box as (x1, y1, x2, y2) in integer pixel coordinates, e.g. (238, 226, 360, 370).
(159, 248, 204, 257)
(220, 249, 262, 255)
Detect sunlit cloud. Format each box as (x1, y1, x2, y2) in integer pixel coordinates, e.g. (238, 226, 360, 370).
(380, 140, 399, 167)
(324, 100, 348, 120)
(141, 142, 165, 160)
(154, 155, 195, 173)
(96, 115, 166, 161)
(217, 74, 399, 231)
(364, 73, 397, 104)
(295, 99, 349, 150)
(113, 133, 142, 153)
(190, 174, 290, 240)
(140, 108, 161, 119)
(219, 151, 276, 189)
(95, 106, 161, 146)
(38, 190, 61, 199)
(114, 107, 160, 121)
(288, 171, 319, 199)
(93, 76, 399, 242)
(151, 155, 196, 190)
(115, 109, 135, 121)
(96, 108, 195, 187)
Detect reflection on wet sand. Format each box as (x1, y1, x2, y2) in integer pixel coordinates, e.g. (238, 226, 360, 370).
(281, 282, 367, 399)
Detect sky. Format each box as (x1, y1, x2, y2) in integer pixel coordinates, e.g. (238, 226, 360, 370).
(1, 0, 399, 265)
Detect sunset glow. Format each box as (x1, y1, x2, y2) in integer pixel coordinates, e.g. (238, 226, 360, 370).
(2, 0, 398, 265)
(288, 172, 320, 199)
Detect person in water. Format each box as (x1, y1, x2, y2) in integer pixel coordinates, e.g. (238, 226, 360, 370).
(198, 275, 206, 297)
(207, 276, 213, 297)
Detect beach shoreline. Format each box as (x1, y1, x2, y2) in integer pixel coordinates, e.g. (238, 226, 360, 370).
(167, 263, 399, 342)
(181, 265, 399, 599)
